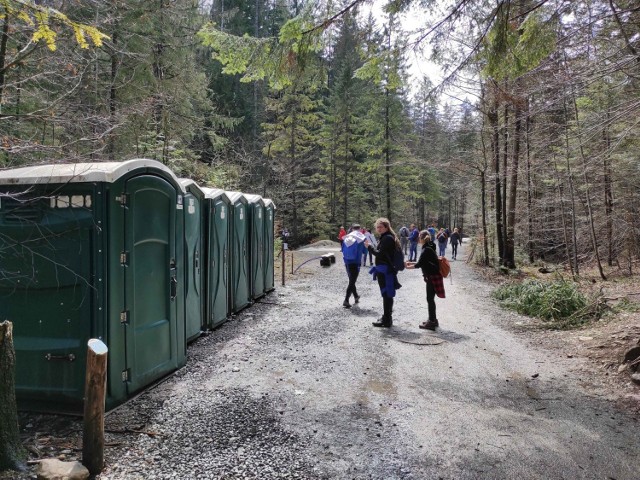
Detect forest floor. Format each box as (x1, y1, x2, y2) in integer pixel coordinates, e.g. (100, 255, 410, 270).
(3, 240, 639, 479)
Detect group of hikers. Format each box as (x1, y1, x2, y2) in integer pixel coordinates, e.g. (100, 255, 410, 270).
(338, 219, 462, 331)
(397, 223, 462, 261)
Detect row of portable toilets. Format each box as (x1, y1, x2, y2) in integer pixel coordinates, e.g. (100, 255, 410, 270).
(0, 159, 275, 413)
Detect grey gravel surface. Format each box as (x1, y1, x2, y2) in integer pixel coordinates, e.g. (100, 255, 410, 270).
(8, 244, 638, 479)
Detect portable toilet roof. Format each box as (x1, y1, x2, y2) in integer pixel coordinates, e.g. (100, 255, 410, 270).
(225, 191, 247, 204)
(201, 187, 230, 202)
(178, 178, 204, 195)
(263, 198, 276, 209)
(0, 159, 185, 192)
(243, 193, 264, 204)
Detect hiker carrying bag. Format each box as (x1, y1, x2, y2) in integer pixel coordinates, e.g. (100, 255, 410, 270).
(383, 246, 405, 273)
(438, 256, 451, 278)
(342, 241, 361, 263)
(392, 248, 405, 272)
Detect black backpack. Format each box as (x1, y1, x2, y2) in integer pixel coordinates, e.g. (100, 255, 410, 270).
(392, 248, 405, 272)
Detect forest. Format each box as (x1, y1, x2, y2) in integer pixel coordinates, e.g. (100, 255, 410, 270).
(1, 0, 639, 272)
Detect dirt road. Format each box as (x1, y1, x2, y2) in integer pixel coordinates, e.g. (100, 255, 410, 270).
(93, 244, 640, 479)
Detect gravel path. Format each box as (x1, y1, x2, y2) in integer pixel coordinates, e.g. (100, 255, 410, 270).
(91, 245, 640, 479)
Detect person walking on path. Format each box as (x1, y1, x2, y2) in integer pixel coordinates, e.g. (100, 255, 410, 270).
(408, 224, 419, 262)
(341, 225, 367, 308)
(428, 224, 436, 241)
(363, 228, 377, 266)
(449, 227, 462, 260)
(436, 228, 448, 257)
(365, 218, 402, 328)
(406, 230, 445, 330)
(399, 225, 409, 257)
(338, 226, 346, 245)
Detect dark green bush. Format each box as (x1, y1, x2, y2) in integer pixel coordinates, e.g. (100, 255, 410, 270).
(492, 280, 587, 321)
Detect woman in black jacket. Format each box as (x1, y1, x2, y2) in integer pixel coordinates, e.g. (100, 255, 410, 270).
(449, 227, 461, 260)
(364, 217, 402, 328)
(407, 230, 445, 330)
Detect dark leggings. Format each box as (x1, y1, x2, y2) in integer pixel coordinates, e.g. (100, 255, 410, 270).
(451, 243, 458, 257)
(377, 273, 394, 319)
(345, 264, 360, 300)
(426, 281, 436, 321)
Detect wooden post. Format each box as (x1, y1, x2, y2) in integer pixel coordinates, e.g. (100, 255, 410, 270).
(281, 241, 286, 286)
(82, 339, 108, 475)
(0, 321, 23, 471)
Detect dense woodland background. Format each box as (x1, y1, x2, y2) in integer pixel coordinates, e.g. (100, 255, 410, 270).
(1, 0, 639, 273)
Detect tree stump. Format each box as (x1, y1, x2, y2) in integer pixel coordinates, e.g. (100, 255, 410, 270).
(0, 320, 24, 471)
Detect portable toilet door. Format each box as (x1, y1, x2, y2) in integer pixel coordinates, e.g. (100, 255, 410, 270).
(244, 194, 265, 299)
(179, 178, 205, 342)
(263, 199, 276, 292)
(225, 191, 250, 313)
(114, 163, 187, 399)
(201, 187, 230, 328)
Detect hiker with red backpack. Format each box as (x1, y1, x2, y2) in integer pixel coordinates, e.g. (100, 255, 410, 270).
(406, 230, 445, 331)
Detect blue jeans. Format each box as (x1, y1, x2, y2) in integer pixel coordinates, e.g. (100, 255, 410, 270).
(438, 242, 446, 257)
(409, 241, 418, 261)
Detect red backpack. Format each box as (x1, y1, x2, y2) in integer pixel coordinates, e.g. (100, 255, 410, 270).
(438, 257, 451, 278)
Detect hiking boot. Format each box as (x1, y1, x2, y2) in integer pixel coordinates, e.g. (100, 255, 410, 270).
(372, 316, 392, 328)
(419, 320, 438, 330)
(343, 300, 351, 309)
(354, 295, 360, 304)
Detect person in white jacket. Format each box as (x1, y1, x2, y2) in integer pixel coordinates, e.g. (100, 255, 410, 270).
(362, 228, 377, 266)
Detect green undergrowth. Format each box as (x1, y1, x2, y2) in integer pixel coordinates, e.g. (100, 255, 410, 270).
(492, 279, 595, 329)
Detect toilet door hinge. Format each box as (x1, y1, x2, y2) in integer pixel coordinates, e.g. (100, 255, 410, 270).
(120, 310, 129, 325)
(120, 251, 128, 266)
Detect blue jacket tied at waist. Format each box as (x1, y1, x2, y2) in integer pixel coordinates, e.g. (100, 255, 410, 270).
(369, 264, 402, 298)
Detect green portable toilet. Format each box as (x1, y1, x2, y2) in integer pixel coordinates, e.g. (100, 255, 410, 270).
(263, 198, 276, 292)
(225, 191, 250, 313)
(244, 194, 265, 300)
(178, 178, 205, 342)
(201, 187, 231, 328)
(0, 159, 187, 412)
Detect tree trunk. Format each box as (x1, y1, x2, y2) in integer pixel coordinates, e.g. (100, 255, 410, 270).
(488, 98, 504, 263)
(0, 321, 23, 471)
(384, 87, 391, 221)
(603, 119, 613, 266)
(563, 94, 579, 275)
(290, 110, 298, 242)
(501, 102, 509, 262)
(0, 13, 10, 111)
(571, 86, 606, 280)
(481, 170, 490, 266)
(108, 24, 118, 161)
(526, 109, 534, 263)
(342, 114, 350, 227)
(504, 101, 522, 269)
(329, 136, 336, 224)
